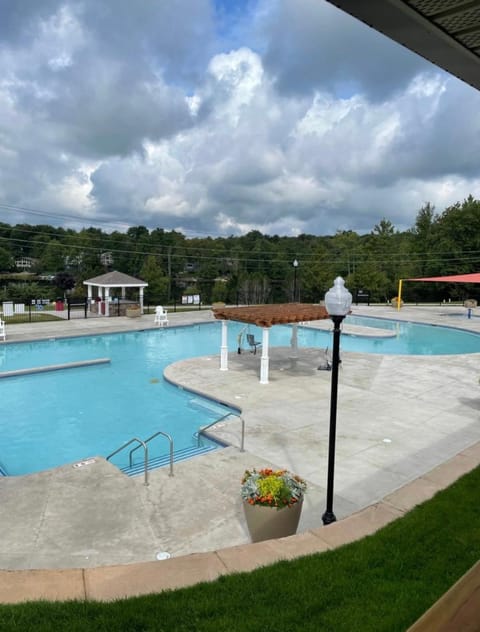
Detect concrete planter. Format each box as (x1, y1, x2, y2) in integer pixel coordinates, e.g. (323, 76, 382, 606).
(243, 498, 303, 543)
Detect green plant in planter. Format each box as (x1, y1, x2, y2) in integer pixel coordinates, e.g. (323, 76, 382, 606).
(241, 468, 307, 509)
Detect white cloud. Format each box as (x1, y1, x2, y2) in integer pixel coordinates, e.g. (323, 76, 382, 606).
(0, 0, 479, 237)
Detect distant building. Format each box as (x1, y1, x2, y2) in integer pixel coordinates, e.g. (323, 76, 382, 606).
(15, 256, 36, 270)
(100, 251, 114, 266)
(65, 254, 83, 269)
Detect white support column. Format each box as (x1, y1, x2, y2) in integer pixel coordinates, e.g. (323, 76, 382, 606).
(87, 285, 93, 312)
(105, 288, 110, 317)
(220, 320, 228, 371)
(260, 327, 270, 384)
(290, 323, 298, 356)
(98, 287, 104, 316)
(289, 323, 299, 369)
(139, 287, 144, 313)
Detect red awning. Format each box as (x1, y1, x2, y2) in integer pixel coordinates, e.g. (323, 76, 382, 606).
(406, 273, 480, 283)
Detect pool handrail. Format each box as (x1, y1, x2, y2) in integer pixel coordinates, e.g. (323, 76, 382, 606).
(128, 430, 174, 478)
(106, 437, 149, 486)
(197, 412, 245, 452)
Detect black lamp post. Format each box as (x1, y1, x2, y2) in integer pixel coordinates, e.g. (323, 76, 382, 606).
(292, 259, 298, 301)
(322, 276, 352, 525)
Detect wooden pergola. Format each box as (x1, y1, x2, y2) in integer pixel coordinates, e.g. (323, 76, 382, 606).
(212, 303, 329, 384)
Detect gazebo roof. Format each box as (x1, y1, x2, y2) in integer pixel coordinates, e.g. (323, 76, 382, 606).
(212, 303, 329, 327)
(83, 271, 148, 288)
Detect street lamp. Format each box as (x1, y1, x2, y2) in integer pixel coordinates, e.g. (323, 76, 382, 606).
(322, 276, 352, 525)
(292, 259, 299, 301)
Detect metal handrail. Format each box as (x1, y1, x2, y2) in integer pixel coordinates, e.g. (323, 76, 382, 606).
(129, 430, 174, 477)
(106, 437, 149, 486)
(197, 412, 245, 452)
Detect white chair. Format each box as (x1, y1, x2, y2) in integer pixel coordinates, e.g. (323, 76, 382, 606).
(2, 302, 13, 317)
(154, 305, 168, 327)
(0, 318, 5, 341)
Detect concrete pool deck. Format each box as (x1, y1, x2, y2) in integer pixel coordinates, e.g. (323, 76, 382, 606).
(0, 304, 479, 602)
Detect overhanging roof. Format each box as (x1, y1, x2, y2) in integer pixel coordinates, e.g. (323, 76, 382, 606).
(327, 0, 480, 91)
(212, 303, 329, 327)
(83, 271, 148, 288)
(406, 272, 480, 283)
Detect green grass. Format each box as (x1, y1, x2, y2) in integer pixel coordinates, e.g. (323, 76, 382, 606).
(3, 313, 62, 324)
(1, 466, 479, 632)
(5, 312, 64, 327)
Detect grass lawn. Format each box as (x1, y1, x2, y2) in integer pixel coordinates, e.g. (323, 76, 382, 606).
(2, 313, 62, 324)
(0, 466, 479, 631)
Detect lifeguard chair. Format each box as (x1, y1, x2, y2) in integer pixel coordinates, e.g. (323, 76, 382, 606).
(154, 306, 168, 327)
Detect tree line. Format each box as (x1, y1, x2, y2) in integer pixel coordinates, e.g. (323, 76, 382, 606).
(0, 195, 479, 305)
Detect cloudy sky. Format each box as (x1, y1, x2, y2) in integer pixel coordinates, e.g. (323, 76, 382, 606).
(1, 0, 479, 237)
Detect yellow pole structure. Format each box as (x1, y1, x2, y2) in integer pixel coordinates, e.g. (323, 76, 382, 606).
(397, 279, 403, 310)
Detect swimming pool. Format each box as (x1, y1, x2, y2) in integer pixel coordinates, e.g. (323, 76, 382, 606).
(342, 315, 480, 354)
(1, 317, 479, 476)
(0, 324, 238, 476)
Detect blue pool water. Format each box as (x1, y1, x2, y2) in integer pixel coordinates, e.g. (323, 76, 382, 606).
(1, 317, 479, 476)
(342, 315, 480, 355)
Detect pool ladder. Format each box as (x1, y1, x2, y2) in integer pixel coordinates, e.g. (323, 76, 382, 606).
(106, 430, 174, 486)
(196, 412, 245, 452)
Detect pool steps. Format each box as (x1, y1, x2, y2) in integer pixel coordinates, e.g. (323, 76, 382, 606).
(120, 443, 217, 477)
(0, 358, 111, 379)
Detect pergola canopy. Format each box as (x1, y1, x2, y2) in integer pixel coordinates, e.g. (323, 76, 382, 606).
(212, 303, 329, 327)
(213, 304, 330, 384)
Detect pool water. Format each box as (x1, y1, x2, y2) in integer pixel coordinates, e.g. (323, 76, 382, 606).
(0, 325, 235, 476)
(343, 315, 480, 355)
(1, 317, 479, 476)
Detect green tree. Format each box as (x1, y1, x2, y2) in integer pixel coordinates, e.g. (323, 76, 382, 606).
(39, 240, 67, 273)
(54, 272, 76, 298)
(211, 279, 228, 303)
(0, 246, 14, 271)
(140, 255, 169, 304)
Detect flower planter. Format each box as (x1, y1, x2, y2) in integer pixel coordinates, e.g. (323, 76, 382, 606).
(241, 467, 307, 542)
(126, 307, 141, 318)
(243, 497, 303, 542)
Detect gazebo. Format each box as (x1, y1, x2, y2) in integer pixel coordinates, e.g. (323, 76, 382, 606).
(83, 271, 148, 317)
(212, 303, 329, 384)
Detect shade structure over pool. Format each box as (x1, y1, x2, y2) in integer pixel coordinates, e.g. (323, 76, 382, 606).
(406, 273, 480, 283)
(397, 272, 480, 309)
(212, 303, 329, 327)
(212, 303, 330, 384)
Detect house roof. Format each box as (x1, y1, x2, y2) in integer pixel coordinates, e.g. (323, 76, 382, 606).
(327, 0, 480, 91)
(212, 303, 329, 327)
(83, 271, 148, 288)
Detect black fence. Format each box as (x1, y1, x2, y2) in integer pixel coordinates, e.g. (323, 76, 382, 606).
(0, 298, 88, 323)
(0, 296, 210, 326)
